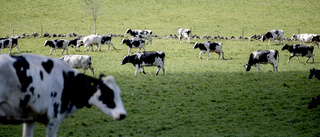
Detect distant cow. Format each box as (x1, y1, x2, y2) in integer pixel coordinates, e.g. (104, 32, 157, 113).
(44, 39, 68, 55)
(125, 29, 152, 45)
(177, 28, 191, 43)
(0, 38, 19, 54)
(60, 55, 94, 75)
(262, 29, 284, 45)
(193, 41, 224, 60)
(121, 38, 146, 55)
(281, 44, 314, 63)
(76, 35, 115, 51)
(0, 54, 126, 137)
(291, 34, 319, 47)
(244, 50, 279, 71)
(121, 51, 165, 76)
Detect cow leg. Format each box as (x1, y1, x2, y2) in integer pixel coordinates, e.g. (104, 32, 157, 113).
(8, 47, 12, 54)
(61, 49, 65, 55)
(89, 66, 95, 75)
(256, 64, 261, 71)
(296, 56, 300, 63)
(221, 51, 225, 59)
(178, 36, 181, 43)
(207, 51, 210, 60)
(23, 122, 35, 137)
(46, 121, 61, 137)
(15, 44, 20, 53)
(141, 67, 147, 75)
(156, 66, 161, 75)
(199, 51, 203, 59)
(149, 39, 152, 45)
(161, 64, 165, 75)
(98, 44, 102, 51)
(135, 65, 140, 76)
(187, 37, 190, 44)
(217, 53, 220, 59)
(272, 39, 277, 45)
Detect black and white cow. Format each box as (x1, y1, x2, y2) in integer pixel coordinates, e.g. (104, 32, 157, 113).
(281, 44, 314, 63)
(44, 39, 69, 55)
(244, 50, 279, 71)
(291, 34, 319, 48)
(125, 29, 152, 45)
(121, 38, 146, 55)
(59, 55, 95, 75)
(76, 35, 115, 51)
(308, 94, 320, 109)
(177, 28, 191, 43)
(262, 29, 284, 45)
(121, 51, 165, 76)
(0, 38, 19, 54)
(68, 37, 81, 48)
(308, 68, 320, 80)
(193, 41, 224, 60)
(0, 54, 126, 137)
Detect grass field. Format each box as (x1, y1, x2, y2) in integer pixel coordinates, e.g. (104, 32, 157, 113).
(1, 0, 320, 136)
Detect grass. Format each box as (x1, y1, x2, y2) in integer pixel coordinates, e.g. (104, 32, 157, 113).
(1, 0, 320, 136)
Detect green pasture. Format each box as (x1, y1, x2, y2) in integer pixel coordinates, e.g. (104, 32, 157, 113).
(1, 0, 320, 136)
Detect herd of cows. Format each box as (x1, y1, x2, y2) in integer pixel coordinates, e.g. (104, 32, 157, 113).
(0, 28, 320, 137)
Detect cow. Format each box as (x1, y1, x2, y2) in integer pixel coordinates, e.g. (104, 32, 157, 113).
(0, 38, 19, 54)
(193, 41, 224, 60)
(59, 55, 94, 75)
(44, 39, 69, 55)
(291, 34, 319, 48)
(308, 94, 320, 109)
(177, 28, 191, 43)
(121, 51, 165, 76)
(281, 44, 314, 63)
(67, 37, 81, 48)
(76, 35, 115, 51)
(308, 68, 320, 80)
(262, 29, 284, 45)
(125, 29, 152, 45)
(244, 50, 279, 71)
(120, 38, 146, 55)
(0, 54, 126, 137)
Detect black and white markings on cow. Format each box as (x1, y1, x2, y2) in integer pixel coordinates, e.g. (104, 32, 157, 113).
(281, 44, 314, 63)
(244, 50, 279, 72)
(0, 54, 126, 137)
(121, 51, 165, 75)
(193, 41, 224, 60)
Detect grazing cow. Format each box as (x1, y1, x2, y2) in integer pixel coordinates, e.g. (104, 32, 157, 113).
(291, 34, 319, 47)
(125, 29, 153, 45)
(193, 41, 224, 60)
(281, 44, 314, 63)
(121, 38, 146, 55)
(244, 50, 279, 71)
(262, 29, 284, 45)
(76, 35, 115, 51)
(308, 94, 320, 109)
(0, 54, 126, 137)
(59, 55, 95, 75)
(177, 28, 191, 43)
(0, 38, 19, 54)
(44, 39, 69, 55)
(121, 51, 165, 76)
(308, 68, 320, 80)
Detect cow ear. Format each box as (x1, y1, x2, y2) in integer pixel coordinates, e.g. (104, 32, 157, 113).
(99, 74, 106, 81)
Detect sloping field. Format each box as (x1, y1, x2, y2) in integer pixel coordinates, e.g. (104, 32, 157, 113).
(1, 0, 320, 136)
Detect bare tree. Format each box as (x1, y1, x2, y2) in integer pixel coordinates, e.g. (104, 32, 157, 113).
(81, 0, 102, 34)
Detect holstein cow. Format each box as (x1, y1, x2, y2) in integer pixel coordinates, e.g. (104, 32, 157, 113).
(59, 55, 95, 75)
(291, 34, 319, 48)
(262, 29, 284, 45)
(0, 54, 126, 137)
(76, 35, 115, 51)
(281, 44, 314, 63)
(193, 41, 224, 60)
(121, 51, 165, 76)
(308, 94, 320, 109)
(244, 50, 279, 71)
(177, 28, 191, 43)
(121, 38, 146, 55)
(44, 39, 69, 55)
(0, 38, 19, 54)
(125, 29, 153, 45)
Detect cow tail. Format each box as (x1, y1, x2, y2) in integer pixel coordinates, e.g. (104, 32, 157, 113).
(276, 50, 279, 63)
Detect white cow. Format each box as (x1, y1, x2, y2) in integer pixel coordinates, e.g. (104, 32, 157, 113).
(59, 55, 95, 75)
(177, 28, 191, 43)
(76, 35, 115, 51)
(291, 34, 319, 48)
(0, 54, 126, 137)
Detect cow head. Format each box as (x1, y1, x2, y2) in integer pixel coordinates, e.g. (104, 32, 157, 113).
(120, 39, 129, 45)
(121, 56, 129, 65)
(244, 64, 251, 71)
(308, 96, 320, 109)
(281, 44, 289, 51)
(308, 68, 318, 79)
(262, 32, 272, 42)
(193, 42, 199, 49)
(291, 34, 298, 41)
(43, 40, 51, 47)
(76, 40, 84, 47)
(125, 29, 132, 35)
(88, 75, 127, 120)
